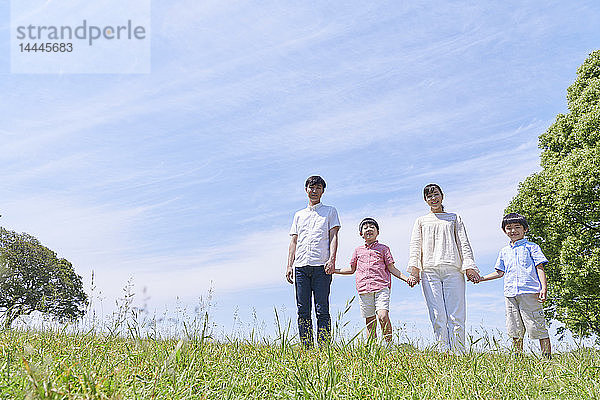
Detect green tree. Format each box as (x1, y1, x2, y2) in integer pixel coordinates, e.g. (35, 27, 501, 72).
(0, 227, 88, 329)
(508, 50, 600, 339)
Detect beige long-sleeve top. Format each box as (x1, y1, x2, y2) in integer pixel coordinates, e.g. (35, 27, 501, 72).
(408, 212, 478, 273)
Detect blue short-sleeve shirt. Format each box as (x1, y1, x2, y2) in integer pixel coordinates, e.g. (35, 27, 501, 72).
(494, 238, 548, 298)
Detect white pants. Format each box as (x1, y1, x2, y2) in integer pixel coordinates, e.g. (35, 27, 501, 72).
(421, 267, 466, 352)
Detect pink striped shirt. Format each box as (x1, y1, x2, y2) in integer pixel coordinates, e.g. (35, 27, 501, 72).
(351, 241, 394, 294)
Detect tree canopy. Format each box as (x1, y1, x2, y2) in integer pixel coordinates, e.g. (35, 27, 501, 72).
(508, 50, 600, 339)
(0, 228, 88, 329)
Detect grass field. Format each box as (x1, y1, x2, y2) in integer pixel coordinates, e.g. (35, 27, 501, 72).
(1, 317, 600, 400)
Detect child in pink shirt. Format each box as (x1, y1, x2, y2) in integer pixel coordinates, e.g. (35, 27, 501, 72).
(335, 218, 417, 342)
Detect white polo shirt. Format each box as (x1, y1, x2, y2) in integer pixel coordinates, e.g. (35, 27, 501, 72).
(289, 202, 341, 267)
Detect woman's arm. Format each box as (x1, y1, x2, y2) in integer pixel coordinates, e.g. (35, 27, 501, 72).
(407, 218, 423, 274)
(409, 267, 420, 285)
(454, 215, 479, 273)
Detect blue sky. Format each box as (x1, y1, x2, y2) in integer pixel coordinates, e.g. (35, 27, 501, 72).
(1, 1, 599, 348)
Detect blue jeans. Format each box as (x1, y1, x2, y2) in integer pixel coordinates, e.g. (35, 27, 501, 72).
(295, 265, 332, 348)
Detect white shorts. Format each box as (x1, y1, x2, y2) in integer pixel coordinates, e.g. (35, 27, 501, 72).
(505, 294, 549, 340)
(359, 287, 390, 318)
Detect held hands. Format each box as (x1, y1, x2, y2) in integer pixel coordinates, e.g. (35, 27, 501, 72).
(324, 258, 336, 274)
(406, 275, 419, 287)
(406, 267, 420, 287)
(465, 268, 482, 283)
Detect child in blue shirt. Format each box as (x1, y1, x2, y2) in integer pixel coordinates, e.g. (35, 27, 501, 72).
(479, 213, 551, 358)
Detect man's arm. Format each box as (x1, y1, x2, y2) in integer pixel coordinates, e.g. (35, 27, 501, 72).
(537, 264, 548, 302)
(286, 235, 298, 284)
(325, 226, 340, 274)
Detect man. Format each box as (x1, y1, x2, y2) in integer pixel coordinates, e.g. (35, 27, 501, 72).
(286, 175, 340, 348)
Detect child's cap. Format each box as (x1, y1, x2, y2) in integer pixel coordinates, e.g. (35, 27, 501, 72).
(359, 217, 379, 233)
(502, 213, 529, 231)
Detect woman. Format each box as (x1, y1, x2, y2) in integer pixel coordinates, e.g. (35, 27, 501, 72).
(408, 184, 480, 352)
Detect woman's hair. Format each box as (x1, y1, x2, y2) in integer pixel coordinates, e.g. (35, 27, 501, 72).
(423, 183, 444, 211)
(501, 213, 529, 231)
(423, 183, 443, 199)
